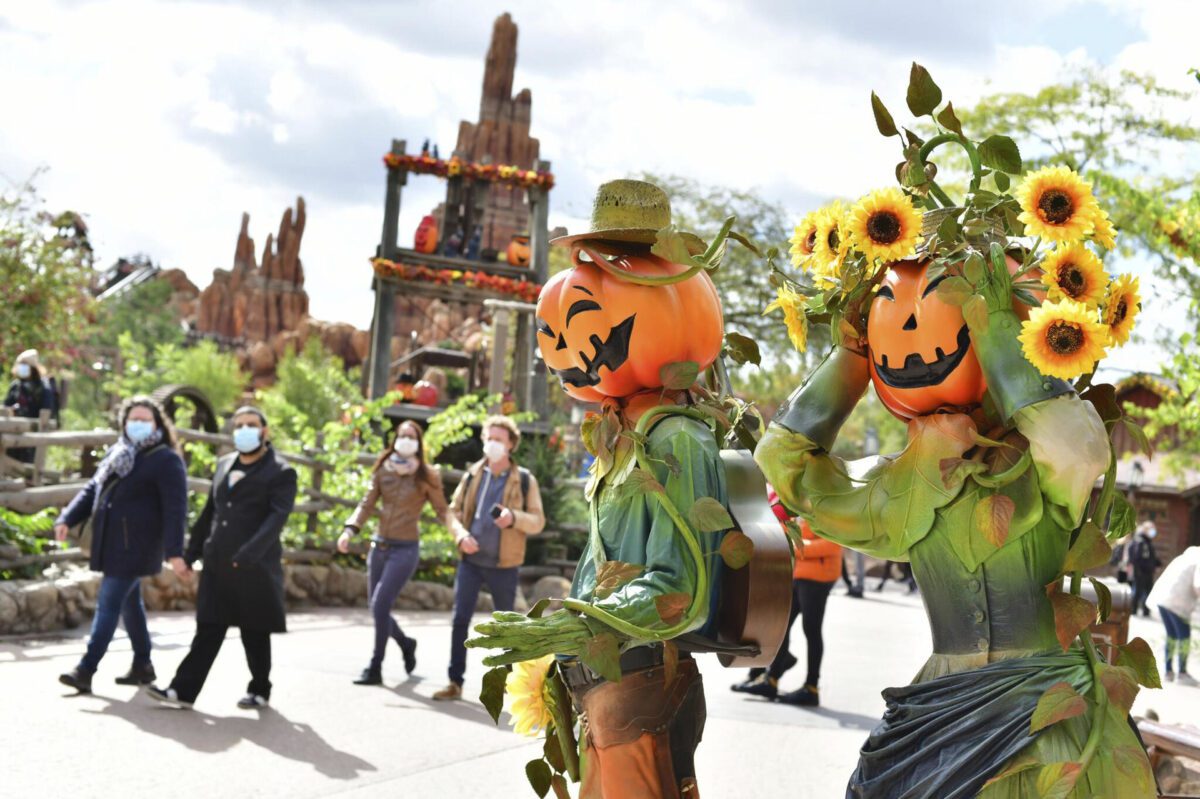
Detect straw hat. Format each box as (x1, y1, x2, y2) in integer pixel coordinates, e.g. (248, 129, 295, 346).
(551, 179, 705, 255)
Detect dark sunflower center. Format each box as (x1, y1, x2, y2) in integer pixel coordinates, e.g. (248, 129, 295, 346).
(805, 230, 817, 252)
(827, 229, 840, 252)
(1039, 189, 1074, 224)
(1113, 299, 1128, 325)
(1057, 263, 1086, 297)
(1046, 321, 1084, 355)
(866, 211, 902, 245)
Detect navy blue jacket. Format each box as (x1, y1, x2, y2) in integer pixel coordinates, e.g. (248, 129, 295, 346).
(57, 445, 189, 578)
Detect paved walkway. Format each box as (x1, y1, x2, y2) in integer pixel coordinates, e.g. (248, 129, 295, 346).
(3, 587, 1197, 797)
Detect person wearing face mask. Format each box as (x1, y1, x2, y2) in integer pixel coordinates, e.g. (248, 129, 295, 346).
(53, 397, 189, 694)
(4, 349, 59, 463)
(432, 415, 545, 701)
(148, 406, 297, 710)
(337, 421, 451, 685)
(1126, 520, 1163, 617)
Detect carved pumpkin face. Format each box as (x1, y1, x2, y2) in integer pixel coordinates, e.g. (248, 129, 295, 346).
(507, 234, 531, 267)
(868, 256, 1036, 420)
(414, 215, 439, 254)
(536, 248, 723, 402)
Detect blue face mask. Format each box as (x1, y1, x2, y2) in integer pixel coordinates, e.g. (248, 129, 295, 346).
(15, 363, 32, 380)
(125, 420, 155, 443)
(233, 426, 263, 454)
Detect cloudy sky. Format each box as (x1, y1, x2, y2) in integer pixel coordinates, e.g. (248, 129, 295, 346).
(1, 0, 1195, 374)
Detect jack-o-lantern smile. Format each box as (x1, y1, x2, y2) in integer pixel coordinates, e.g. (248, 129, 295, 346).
(873, 321, 971, 389)
(537, 289, 635, 390)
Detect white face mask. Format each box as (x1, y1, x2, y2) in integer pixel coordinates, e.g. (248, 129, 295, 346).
(483, 439, 508, 463)
(15, 363, 31, 379)
(394, 437, 419, 457)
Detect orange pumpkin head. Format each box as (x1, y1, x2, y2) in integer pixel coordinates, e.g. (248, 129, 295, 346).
(507, 234, 531, 267)
(536, 248, 723, 402)
(414, 215, 439, 254)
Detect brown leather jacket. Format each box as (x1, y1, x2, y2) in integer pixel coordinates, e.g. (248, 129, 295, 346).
(448, 459, 545, 568)
(345, 465, 450, 541)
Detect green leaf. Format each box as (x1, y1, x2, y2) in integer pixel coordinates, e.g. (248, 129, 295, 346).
(973, 493, 1014, 548)
(982, 752, 1041, 789)
(1120, 417, 1153, 457)
(579, 414, 601, 457)
(936, 276, 974, 306)
(963, 294, 989, 333)
(871, 91, 899, 136)
(620, 468, 664, 498)
(580, 632, 622, 682)
(978, 135, 1022, 174)
(1098, 663, 1139, 714)
(1115, 637, 1162, 689)
(1089, 576, 1112, 623)
(480, 665, 511, 725)
(1107, 493, 1136, 542)
(939, 456, 987, 489)
(543, 729, 565, 774)
(660, 452, 683, 477)
(935, 101, 963, 136)
(1034, 761, 1083, 799)
(659, 360, 700, 391)
(725, 332, 761, 366)
(689, 496, 735, 533)
(526, 759, 553, 798)
(900, 158, 927, 188)
(593, 560, 643, 600)
(719, 529, 755, 569)
(1112, 745, 1154, 792)
(971, 431, 1011, 448)
(994, 171, 1011, 192)
(906, 63, 943, 116)
(1030, 681, 1088, 733)
(1045, 584, 1096, 651)
(527, 598, 553, 619)
(551, 774, 571, 799)
(651, 226, 700, 265)
(963, 253, 985, 284)
(936, 213, 960, 243)
(654, 593, 692, 626)
(1064, 521, 1113, 572)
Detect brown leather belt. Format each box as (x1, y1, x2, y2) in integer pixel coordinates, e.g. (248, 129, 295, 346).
(370, 538, 418, 551)
(561, 645, 691, 696)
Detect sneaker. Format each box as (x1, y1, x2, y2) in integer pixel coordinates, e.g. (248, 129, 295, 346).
(432, 683, 463, 701)
(237, 693, 269, 709)
(1177, 672, 1199, 687)
(778, 685, 820, 707)
(58, 666, 93, 694)
(115, 662, 156, 686)
(732, 674, 778, 700)
(399, 636, 418, 675)
(1166, 671, 1176, 683)
(846, 587, 864, 599)
(146, 685, 193, 709)
(353, 668, 383, 686)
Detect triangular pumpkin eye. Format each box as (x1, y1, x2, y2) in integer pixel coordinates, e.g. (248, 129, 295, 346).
(556, 334, 567, 351)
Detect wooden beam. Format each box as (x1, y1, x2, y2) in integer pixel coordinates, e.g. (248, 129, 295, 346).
(368, 138, 406, 400)
(381, 248, 538, 280)
(528, 159, 552, 416)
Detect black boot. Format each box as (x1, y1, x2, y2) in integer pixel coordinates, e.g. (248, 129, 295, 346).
(732, 674, 778, 700)
(115, 661, 156, 686)
(353, 667, 383, 686)
(399, 636, 418, 675)
(779, 685, 820, 707)
(59, 666, 93, 694)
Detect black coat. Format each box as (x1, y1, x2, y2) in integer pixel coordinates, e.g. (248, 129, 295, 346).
(58, 445, 188, 578)
(186, 447, 297, 632)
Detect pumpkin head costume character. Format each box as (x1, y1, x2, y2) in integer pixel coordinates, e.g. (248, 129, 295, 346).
(468, 180, 780, 799)
(757, 69, 1156, 799)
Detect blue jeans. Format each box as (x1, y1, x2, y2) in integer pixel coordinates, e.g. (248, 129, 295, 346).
(1160, 606, 1192, 674)
(80, 575, 150, 673)
(449, 559, 518, 685)
(367, 541, 420, 669)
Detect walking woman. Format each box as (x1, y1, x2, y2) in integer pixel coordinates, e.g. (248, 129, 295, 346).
(337, 421, 450, 685)
(54, 396, 189, 693)
(1148, 545, 1200, 686)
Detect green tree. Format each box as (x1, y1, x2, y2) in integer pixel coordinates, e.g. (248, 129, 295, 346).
(0, 176, 95, 368)
(256, 338, 362, 446)
(106, 333, 245, 415)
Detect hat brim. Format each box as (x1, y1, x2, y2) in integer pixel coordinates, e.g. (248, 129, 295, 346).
(551, 227, 707, 256)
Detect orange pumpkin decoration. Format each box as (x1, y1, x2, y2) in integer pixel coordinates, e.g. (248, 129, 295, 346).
(507, 234, 531, 267)
(867, 256, 1037, 420)
(536, 248, 723, 402)
(414, 215, 439, 254)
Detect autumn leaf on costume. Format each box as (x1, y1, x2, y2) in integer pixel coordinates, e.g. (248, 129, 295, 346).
(480, 665, 511, 725)
(619, 468, 664, 499)
(525, 759, 552, 798)
(550, 774, 571, 799)
(1030, 681, 1088, 733)
(1045, 583, 1097, 651)
(580, 413, 601, 457)
(593, 561, 643, 600)
(581, 633, 622, 683)
(719, 530, 755, 569)
(654, 593, 692, 626)
(689, 497, 735, 533)
(1115, 637, 1162, 689)
(981, 753, 1041, 789)
(1034, 761, 1083, 799)
(1098, 663, 1139, 714)
(1089, 577, 1112, 623)
(1112, 745, 1154, 792)
(1063, 522, 1113, 573)
(659, 360, 700, 391)
(974, 494, 1015, 548)
(939, 456, 987, 489)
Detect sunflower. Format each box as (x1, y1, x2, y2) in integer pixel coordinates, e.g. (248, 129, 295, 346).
(1015, 165, 1101, 242)
(1039, 243, 1108, 307)
(506, 654, 555, 737)
(764, 284, 809, 352)
(788, 211, 821, 268)
(1091, 207, 1117, 250)
(811, 202, 851, 281)
(1019, 299, 1110, 379)
(847, 187, 923, 262)
(1102, 273, 1140, 346)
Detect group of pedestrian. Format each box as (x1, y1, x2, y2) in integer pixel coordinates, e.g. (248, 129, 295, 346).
(53, 396, 544, 709)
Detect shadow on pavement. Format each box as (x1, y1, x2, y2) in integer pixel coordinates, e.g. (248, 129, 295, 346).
(387, 677, 514, 729)
(82, 695, 377, 779)
(798, 705, 880, 732)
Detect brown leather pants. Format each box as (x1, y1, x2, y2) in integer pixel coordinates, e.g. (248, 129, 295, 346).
(575, 660, 705, 799)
